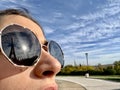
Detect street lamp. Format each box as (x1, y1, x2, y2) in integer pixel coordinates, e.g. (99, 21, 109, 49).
(85, 53, 89, 78)
(85, 53, 88, 67)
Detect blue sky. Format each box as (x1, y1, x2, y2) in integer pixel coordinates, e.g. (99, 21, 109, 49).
(0, 0, 120, 66)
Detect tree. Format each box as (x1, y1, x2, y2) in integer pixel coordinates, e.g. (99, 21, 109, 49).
(103, 66, 116, 75)
(114, 61, 120, 75)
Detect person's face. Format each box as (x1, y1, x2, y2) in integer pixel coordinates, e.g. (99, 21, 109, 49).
(0, 15, 61, 90)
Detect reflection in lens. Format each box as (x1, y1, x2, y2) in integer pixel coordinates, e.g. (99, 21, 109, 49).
(1, 24, 41, 66)
(49, 41, 64, 67)
(22, 44, 28, 51)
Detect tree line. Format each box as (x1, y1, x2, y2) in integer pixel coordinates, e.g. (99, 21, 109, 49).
(58, 60, 120, 75)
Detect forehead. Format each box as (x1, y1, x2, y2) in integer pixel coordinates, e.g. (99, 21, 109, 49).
(0, 15, 46, 44)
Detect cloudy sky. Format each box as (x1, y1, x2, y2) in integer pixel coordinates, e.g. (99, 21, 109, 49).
(0, 0, 120, 66)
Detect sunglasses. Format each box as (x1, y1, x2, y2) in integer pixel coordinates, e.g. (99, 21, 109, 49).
(0, 24, 64, 67)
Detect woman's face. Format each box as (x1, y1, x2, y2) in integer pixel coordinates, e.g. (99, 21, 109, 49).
(0, 15, 61, 90)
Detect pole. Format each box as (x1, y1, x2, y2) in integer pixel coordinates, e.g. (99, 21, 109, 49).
(85, 53, 89, 78)
(85, 53, 88, 67)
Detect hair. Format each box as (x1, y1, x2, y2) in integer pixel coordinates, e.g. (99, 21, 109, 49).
(0, 8, 45, 35)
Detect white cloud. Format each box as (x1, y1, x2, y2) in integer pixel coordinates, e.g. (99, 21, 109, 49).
(58, 0, 120, 65)
(53, 12, 63, 18)
(44, 27, 55, 34)
(0, 0, 27, 4)
(0, 0, 16, 3)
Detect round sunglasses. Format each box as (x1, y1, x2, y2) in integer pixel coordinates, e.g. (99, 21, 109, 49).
(0, 24, 64, 67)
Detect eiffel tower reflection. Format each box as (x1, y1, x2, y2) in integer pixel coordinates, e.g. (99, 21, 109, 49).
(9, 37, 17, 61)
(8, 37, 38, 66)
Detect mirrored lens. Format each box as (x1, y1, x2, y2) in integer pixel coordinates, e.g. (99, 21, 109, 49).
(49, 41, 64, 67)
(1, 24, 41, 66)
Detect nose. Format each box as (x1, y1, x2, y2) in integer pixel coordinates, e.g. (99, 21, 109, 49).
(33, 49, 61, 78)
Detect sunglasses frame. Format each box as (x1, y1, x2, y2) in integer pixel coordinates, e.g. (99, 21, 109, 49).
(0, 24, 64, 67)
(48, 40, 64, 68)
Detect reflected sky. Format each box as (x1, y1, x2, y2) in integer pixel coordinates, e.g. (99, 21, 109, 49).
(0, 0, 120, 65)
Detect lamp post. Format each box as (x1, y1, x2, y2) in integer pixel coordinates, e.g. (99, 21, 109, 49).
(85, 53, 89, 78)
(85, 53, 88, 67)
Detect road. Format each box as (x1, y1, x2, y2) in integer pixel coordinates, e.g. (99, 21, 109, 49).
(56, 76, 120, 90)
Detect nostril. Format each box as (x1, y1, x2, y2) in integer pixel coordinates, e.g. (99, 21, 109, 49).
(43, 71, 54, 77)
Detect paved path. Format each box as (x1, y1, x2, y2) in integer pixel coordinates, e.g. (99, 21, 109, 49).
(56, 76, 120, 90)
(56, 80, 86, 90)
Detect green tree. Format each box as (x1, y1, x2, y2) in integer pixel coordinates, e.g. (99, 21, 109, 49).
(60, 65, 75, 75)
(114, 61, 120, 75)
(97, 63, 104, 71)
(103, 66, 116, 75)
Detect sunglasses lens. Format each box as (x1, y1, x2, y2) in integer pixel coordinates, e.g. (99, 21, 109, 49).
(1, 25, 41, 66)
(49, 41, 64, 67)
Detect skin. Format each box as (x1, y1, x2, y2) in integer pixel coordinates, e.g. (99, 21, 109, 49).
(0, 15, 61, 90)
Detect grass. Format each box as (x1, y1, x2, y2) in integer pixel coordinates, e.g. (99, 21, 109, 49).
(90, 75, 120, 82)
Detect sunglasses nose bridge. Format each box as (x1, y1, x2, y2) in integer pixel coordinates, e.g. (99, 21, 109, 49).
(42, 45, 48, 52)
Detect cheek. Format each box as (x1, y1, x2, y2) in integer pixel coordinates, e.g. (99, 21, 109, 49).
(0, 54, 26, 79)
(0, 77, 28, 89)
(0, 69, 30, 89)
(0, 69, 45, 90)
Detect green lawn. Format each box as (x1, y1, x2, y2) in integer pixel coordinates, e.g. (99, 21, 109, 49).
(90, 75, 120, 82)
